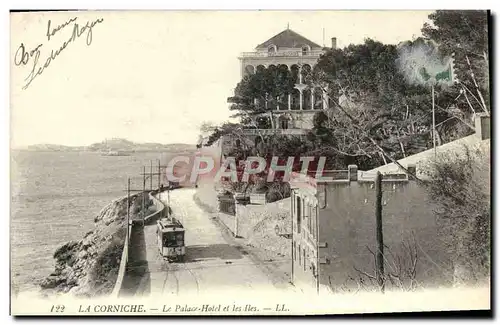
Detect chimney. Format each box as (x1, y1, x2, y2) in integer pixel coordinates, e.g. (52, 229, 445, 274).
(331, 37, 337, 49)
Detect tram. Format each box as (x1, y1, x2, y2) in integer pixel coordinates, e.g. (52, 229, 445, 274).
(156, 217, 186, 262)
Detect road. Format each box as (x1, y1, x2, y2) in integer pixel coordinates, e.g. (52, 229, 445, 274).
(136, 188, 286, 297)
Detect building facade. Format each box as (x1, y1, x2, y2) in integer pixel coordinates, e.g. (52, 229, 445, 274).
(197, 28, 336, 151)
(288, 165, 450, 294)
(195, 29, 337, 192)
(238, 28, 336, 132)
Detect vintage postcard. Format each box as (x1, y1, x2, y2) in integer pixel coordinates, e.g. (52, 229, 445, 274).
(10, 10, 491, 316)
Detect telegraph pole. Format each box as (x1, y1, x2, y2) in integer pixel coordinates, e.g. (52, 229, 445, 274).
(127, 177, 130, 239)
(432, 84, 436, 158)
(168, 186, 171, 218)
(375, 172, 385, 293)
(158, 159, 161, 190)
(142, 161, 174, 218)
(150, 160, 153, 191)
(140, 164, 162, 192)
(142, 166, 146, 222)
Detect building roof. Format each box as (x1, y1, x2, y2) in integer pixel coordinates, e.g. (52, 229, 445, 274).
(363, 135, 489, 180)
(256, 28, 322, 49)
(361, 114, 490, 180)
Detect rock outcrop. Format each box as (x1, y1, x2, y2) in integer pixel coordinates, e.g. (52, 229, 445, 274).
(39, 195, 133, 297)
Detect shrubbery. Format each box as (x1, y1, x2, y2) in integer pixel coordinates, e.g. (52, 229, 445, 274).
(423, 144, 490, 283)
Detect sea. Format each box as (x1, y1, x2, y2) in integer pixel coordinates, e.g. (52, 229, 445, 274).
(10, 150, 191, 294)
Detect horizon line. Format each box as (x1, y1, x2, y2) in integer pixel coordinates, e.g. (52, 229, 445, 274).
(11, 138, 197, 150)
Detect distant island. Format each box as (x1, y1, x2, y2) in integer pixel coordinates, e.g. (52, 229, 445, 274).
(21, 138, 196, 154)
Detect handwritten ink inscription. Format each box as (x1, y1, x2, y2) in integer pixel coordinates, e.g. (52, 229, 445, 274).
(14, 16, 104, 90)
(46, 17, 78, 41)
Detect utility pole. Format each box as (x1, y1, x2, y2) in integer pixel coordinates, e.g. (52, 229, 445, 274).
(291, 189, 294, 284)
(375, 171, 385, 293)
(127, 177, 130, 240)
(140, 164, 162, 192)
(125, 178, 158, 226)
(142, 166, 146, 222)
(158, 159, 161, 190)
(150, 160, 153, 191)
(167, 185, 171, 218)
(432, 84, 436, 158)
(141, 162, 173, 218)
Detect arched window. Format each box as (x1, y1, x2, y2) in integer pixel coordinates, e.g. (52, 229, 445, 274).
(314, 88, 323, 109)
(244, 65, 255, 77)
(291, 64, 300, 84)
(291, 89, 300, 110)
(301, 64, 312, 80)
(302, 46, 309, 56)
(303, 88, 312, 110)
(278, 93, 288, 110)
(268, 45, 277, 54)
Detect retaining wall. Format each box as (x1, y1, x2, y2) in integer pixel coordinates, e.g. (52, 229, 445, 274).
(217, 211, 239, 237)
(146, 191, 167, 222)
(111, 222, 132, 297)
(111, 190, 166, 297)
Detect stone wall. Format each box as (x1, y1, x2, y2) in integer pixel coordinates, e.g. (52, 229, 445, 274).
(217, 211, 238, 237)
(236, 198, 291, 257)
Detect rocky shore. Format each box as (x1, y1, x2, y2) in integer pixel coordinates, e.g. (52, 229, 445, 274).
(39, 195, 135, 298)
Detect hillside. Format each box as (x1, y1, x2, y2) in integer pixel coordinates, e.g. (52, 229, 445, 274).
(23, 138, 196, 153)
(25, 144, 85, 152)
(39, 195, 132, 297)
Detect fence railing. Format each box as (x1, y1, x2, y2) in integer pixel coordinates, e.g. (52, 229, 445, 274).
(111, 220, 131, 297)
(240, 50, 324, 58)
(241, 128, 308, 136)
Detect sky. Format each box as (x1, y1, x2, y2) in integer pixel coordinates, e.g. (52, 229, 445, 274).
(10, 10, 434, 147)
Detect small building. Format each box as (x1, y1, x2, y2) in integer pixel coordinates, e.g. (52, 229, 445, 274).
(288, 166, 450, 294)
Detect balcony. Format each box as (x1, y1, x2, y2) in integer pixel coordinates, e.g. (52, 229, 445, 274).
(241, 128, 308, 136)
(239, 50, 324, 59)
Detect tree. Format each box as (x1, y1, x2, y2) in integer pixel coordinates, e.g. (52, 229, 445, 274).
(199, 121, 218, 134)
(204, 122, 243, 147)
(307, 39, 434, 170)
(395, 37, 478, 145)
(422, 10, 490, 115)
(227, 66, 296, 130)
(422, 145, 490, 284)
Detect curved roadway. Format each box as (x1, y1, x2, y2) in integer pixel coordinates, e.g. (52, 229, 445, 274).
(136, 188, 289, 297)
